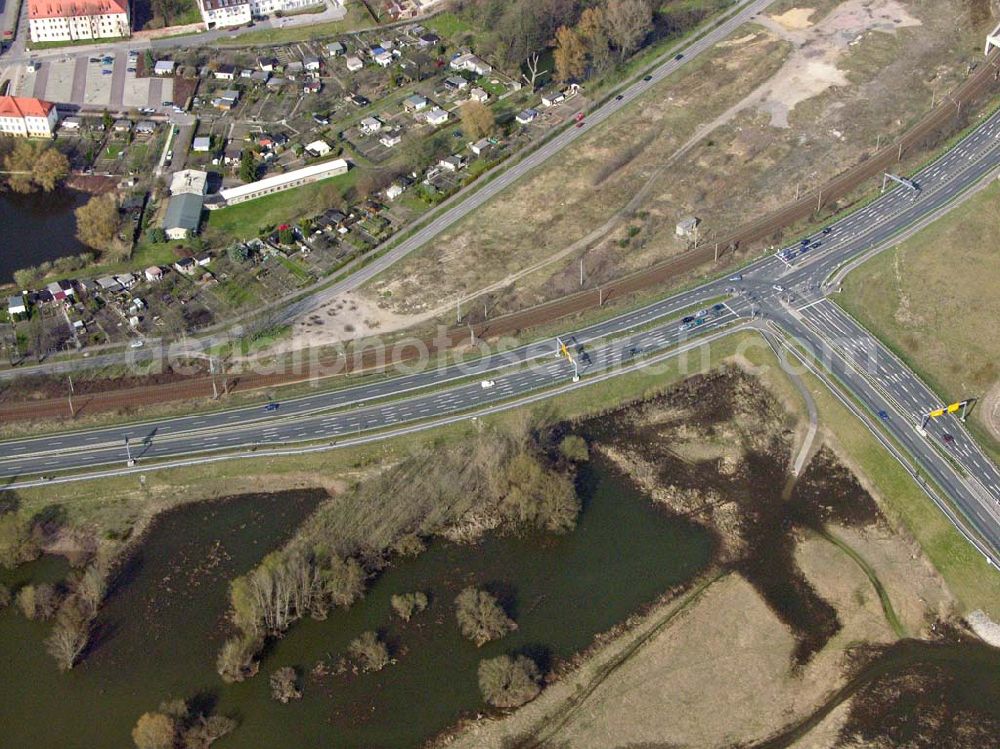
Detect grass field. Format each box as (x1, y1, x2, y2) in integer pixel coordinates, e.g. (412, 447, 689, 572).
(204, 169, 357, 240)
(838, 181, 1000, 460)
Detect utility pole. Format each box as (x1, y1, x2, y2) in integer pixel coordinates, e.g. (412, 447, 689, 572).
(693, 222, 698, 247)
(898, 142, 903, 162)
(468, 322, 475, 345)
(579, 258, 584, 287)
(125, 436, 135, 467)
(795, 183, 800, 201)
(714, 242, 719, 262)
(209, 357, 219, 400)
(456, 298, 461, 324)
(67, 375, 75, 418)
(816, 189, 822, 212)
(598, 288, 603, 306)
(876, 133, 881, 150)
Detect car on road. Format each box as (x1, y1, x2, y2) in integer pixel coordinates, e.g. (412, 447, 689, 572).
(643, 75, 653, 81)
(575, 121, 584, 128)
(264, 402, 280, 412)
(89, 57, 101, 63)
(130, 340, 144, 348)
(162, 100, 174, 107)
(772, 284, 784, 292)
(681, 315, 695, 324)
(822, 226, 832, 235)
(674, 53, 684, 60)
(480, 380, 495, 389)
(941, 432, 955, 444)
(877, 410, 889, 421)
(624, 346, 640, 359)
(712, 303, 725, 313)
(101, 70, 112, 75)
(728, 274, 743, 281)
(615, 94, 623, 101)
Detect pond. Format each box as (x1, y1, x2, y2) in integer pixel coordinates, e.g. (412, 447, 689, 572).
(0, 458, 715, 748)
(0, 189, 89, 284)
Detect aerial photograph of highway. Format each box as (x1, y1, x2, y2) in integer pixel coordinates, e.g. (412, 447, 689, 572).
(2, 0, 1000, 746)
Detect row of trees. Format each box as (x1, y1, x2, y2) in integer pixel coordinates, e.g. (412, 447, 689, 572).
(554, 0, 654, 83)
(1, 140, 70, 194)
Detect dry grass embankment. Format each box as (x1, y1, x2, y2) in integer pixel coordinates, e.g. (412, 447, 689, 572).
(362, 0, 994, 330)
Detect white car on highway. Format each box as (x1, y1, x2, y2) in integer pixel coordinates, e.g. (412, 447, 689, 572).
(480, 380, 496, 389)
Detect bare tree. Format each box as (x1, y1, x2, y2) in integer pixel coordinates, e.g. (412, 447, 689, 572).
(522, 52, 547, 91)
(605, 0, 653, 61)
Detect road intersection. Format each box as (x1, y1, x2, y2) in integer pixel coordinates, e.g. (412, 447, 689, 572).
(3, 98, 1000, 568)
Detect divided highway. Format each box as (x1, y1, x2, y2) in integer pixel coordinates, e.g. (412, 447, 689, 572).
(1, 5, 999, 565)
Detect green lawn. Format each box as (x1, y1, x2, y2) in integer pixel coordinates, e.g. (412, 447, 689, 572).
(205, 169, 357, 240)
(424, 11, 474, 39)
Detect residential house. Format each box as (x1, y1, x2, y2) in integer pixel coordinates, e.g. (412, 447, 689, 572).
(250, 70, 270, 84)
(379, 131, 401, 148)
(403, 93, 428, 112)
(373, 50, 394, 68)
(96, 276, 123, 294)
(359, 116, 383, 135)
(318, 208, 347, 231)
(173, 257, 197, 274)
(46, 280, 74, 302)
(285, 60, 303, 77)
(326, 41, 345, 56)
(450, 52, 492, 76)
(469, 137, 491, 156)
(425, 107, 449, 126)
(540, 90, 566, 107)
(0, 96, 58, 137)
(214, 64, 237, 80)
(224, 144, 243, 165)
(385, 182, 404, 200)
(303, 55, 320, 71)
(469, 87, 488, 103)
(192, 136, 212, 152)
(345, 55, 363, 72)
(305, 139, 332, 157)
(7, 294, 27, 318)
(135, 120, 156, 135)
(266, 77, 287, 90)
(213, 89, 239, 109)
(438, 154, 465, 172)
(195, 252, 212, 267)
(257, 56, 278, 71)
(60, 116, 82, 131)
(303, 80, 322, 94)
(417, 32, 439, 47)
(153, 60, 176, 76)
(444, 75, 468, 91)
(516, 108, 538, 125)
(112, 119, 132, 133)
(144, 266, 164, 283)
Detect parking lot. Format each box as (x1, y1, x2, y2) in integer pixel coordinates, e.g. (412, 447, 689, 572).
(12, 49, 173, 111)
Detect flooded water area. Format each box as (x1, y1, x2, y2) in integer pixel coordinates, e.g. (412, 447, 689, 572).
(0, 189, 89, 283)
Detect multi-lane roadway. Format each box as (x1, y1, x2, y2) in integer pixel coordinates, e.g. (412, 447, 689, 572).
(1, 0, 999, 565)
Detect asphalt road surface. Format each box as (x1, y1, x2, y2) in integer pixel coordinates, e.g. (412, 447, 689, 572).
(2, 0, 1000, 566)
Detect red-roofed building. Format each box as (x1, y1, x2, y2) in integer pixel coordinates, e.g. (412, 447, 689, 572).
(27, 0, 129, 43)
(0, 96, 58, 137)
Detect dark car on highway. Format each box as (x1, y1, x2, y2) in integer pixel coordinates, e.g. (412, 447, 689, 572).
(264, 402, 280, 412)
